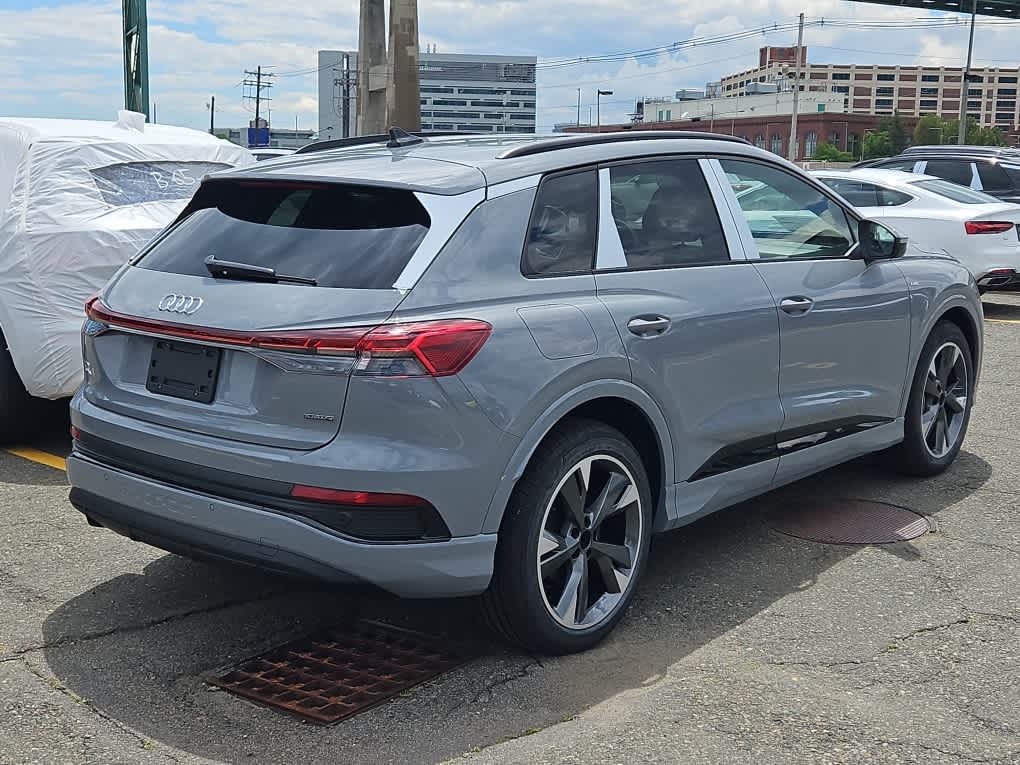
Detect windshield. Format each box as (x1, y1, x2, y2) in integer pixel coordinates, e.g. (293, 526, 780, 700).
(90, 161, 231, 206)
(911, 179, 1001, 205)
(136, 180, 431, 289)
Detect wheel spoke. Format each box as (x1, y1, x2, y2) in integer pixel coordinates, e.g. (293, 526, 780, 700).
(924, 373, 940, 398)
(936, 346, 956, 384)
(594, 552, 629, 595)
(588, 472, 629, 529)
(554, 555, 587, 626)
(921, 405, 939, 438)
(935, 408, 948, 454)
(558, 466, 588, 528)
(945, 393, 965, 415)
(540, 534, 579, 577)
(590, 540, 632, 569)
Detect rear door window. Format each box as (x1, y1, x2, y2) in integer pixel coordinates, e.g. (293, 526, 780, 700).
(923, 160, 975, 188)
(136, 181, 431, 289)
(522, 169, 597, 276)
(608, 159, 729, 268)
(90, 161, 231, 206)
(976, 162, 1012, 192)
(818, 178, 880, 207)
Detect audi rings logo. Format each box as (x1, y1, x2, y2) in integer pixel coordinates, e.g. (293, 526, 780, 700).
(157, 294, 204, 315)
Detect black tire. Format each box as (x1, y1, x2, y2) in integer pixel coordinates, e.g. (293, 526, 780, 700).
(0, 332, 36, 444)
(482, 418, 653, 654)
(887, 321, 974, 476)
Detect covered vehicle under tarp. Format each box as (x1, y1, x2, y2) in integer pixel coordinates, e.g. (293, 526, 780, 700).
(0, 111, 253, 402)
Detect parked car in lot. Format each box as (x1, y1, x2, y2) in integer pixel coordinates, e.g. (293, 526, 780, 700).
(813, 168, 1020, 290)
(0, 112, 252, 440)
(862, 145, 1020, 204)
(67, 130, 982, 654)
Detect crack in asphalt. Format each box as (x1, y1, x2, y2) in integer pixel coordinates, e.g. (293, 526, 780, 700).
(5, 591, 285, 659)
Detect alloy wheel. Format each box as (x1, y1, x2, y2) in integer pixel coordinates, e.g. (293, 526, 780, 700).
(921, 341, 968, 459)
(536, 455, 643, 630)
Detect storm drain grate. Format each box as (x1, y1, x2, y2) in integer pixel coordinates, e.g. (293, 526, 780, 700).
(768, 498, 932, 545)
(211, 621, 473, 724)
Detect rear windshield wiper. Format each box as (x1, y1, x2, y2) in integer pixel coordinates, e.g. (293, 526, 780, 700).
(204, 255, 318, 286)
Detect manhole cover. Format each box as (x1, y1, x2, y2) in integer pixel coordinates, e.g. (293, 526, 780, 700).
(768, 499, 932, 545)
(211, 621, 473, 724)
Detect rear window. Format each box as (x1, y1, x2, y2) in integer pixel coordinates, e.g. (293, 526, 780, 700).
(911, 179, 1000, 205)
(90, 161, 231, 206)
(136, 181, 431, 289)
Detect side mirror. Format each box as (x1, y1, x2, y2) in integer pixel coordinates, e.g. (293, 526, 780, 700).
(857, 219, 907, 262)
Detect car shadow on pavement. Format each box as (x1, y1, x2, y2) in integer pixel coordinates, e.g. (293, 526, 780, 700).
(982, 299, 1020, 320)
(38, 452, 992, 765)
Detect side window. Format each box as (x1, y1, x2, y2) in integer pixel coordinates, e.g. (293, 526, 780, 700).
(977, 162, 1011, 192)
(608, 159, 729, 269)
(876, 160, 917, 173)
(522, 170, 597, 277)
(876, 188, 912, 206)
(819, 178, 880, 207)
(720, 159, 855, 261)
(1000, 164, 1020, 188)
(924, 160, 975, 188)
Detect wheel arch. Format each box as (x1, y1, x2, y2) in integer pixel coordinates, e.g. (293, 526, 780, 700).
(938, 305, 981, 373)
(481, 380, 674, 535)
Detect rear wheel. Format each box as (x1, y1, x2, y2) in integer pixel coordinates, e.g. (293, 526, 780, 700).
(888, 321, 973, 476)
(483, 419, 652, 654)
(0, 333, 36, 444)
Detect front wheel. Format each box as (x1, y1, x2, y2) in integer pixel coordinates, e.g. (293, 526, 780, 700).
(483, 419, 652, 654)
(888, 321, 974, 476)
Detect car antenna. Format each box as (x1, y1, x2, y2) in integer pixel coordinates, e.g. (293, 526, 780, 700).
(386, 127, 425, 149)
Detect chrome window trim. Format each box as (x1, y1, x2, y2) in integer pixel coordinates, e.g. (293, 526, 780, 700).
(393, 188, 486, 291)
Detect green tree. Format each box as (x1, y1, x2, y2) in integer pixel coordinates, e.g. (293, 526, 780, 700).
(812, 141, 854, 162)
(962, 117, 1006, 146)
(879, 113, 910, 154)
(862, 131, 893, 159)
(913, 114, 956, 146)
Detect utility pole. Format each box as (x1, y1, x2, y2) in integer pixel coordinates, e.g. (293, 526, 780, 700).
(959, 0, 977, 145)
(243, 66, 274, 147)
(788, 12, 804, 162)
(207, 95, 215, 134)
(577, 88, 581, 127)
(122, 0, 150, 120)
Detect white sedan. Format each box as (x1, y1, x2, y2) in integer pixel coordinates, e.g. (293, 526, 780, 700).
(812, 167, 1020, 290)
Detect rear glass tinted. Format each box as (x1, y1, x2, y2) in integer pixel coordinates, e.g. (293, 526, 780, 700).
(922, 159, 974, 187)
(977, 162, 1012, 192)
(911, 179, 1000, 205)
(90, 162, 230, 206)
(136, 181, 430, 289)
(522, 170, 597, 276)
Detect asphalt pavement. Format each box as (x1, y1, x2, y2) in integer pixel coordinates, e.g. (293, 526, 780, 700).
(2, 297, 1019, 765)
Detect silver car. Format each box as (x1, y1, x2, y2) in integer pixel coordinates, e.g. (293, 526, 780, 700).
(68, 131, 982, 654)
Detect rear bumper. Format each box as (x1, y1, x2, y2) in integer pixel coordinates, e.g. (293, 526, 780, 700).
(977, 269, 1020, 289)
(66, 453, 497, 598)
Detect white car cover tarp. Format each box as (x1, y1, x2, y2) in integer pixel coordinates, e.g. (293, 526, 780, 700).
(0, 112, 253, 398)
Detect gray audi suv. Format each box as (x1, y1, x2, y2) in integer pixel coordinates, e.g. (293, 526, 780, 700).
(68, 131, 982, 654)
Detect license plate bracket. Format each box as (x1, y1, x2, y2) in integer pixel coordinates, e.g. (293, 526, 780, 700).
(146, 339, 222, 404)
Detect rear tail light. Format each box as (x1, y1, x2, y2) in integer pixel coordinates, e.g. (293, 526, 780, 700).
(84, 298, 491, 377)
(290, 485, 428, 508)
(965, 221, 1015, 235)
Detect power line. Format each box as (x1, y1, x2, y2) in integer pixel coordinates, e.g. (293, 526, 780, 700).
(242, 66, 274, 145)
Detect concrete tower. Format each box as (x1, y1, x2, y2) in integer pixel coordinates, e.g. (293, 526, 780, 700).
(357, 0, 421, 135)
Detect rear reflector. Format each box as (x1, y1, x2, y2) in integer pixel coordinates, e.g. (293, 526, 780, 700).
(290, 485, 428, 508)
(85, 297, 491, 377)
(965, 221, 1014, 235)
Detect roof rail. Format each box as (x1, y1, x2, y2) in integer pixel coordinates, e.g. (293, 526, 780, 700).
(496, 131, 751, 160)
(294, 130, 481, 155)
(902, 144, 1020, 156)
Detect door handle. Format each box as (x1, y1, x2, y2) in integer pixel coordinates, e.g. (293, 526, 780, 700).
(627, 315, 671, 336)
(779, 297, 814, 316)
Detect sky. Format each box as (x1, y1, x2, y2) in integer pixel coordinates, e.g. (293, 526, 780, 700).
(3, 0, 1020, 134)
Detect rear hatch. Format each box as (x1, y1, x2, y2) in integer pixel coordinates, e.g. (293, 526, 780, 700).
(82, 177, 446, 450)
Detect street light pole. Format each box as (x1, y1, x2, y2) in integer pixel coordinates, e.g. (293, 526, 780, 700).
(788, 12, 805, 161)
(959, 0, 977, 146)
(597, 89, 613, 132)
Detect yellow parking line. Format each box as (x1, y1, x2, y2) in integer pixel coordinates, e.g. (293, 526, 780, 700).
(4, 448, 66, 471)
(985, 318, 1020, 325)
